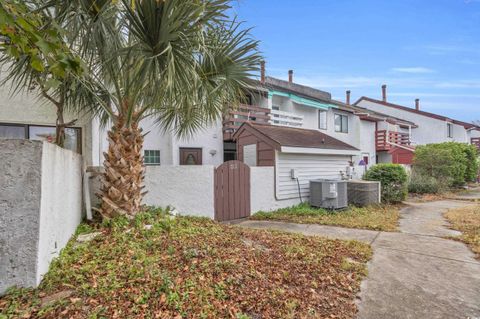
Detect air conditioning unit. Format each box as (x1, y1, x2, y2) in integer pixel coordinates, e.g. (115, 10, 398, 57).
(310, 179, 348, 209)
(347, 180, 381, 206)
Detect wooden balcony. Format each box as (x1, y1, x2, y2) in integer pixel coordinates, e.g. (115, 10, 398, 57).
(376, 130, 411, 151)
(472, 137, 480, 151)
(223, 104, 271, 140)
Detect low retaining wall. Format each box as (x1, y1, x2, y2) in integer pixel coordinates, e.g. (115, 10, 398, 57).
(0, 140, 83, 295)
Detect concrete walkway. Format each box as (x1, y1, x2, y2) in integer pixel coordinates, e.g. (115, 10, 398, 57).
(235, 199, 480, 319)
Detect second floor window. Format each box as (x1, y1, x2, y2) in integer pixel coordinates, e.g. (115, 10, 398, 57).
(318, 110, 327, 130)
(447, 123, 453, 138)
(334, 114, 348, 133)
(144, 150, 161, 165)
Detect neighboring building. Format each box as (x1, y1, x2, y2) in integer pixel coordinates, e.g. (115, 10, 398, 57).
(0, 69, 94, 163)
(224, 68, 419, 175)
(354, 85, 480, 164)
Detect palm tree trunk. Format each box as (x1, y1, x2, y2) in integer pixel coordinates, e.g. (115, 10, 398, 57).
(100, 117, 146, 218)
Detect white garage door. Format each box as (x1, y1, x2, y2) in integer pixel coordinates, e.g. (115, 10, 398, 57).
(276, 152, 350, 200)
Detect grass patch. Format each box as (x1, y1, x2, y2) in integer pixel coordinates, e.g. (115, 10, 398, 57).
(0, 208, 372, 319)
(444, 204, 480, 259)
(251, 203, 400, 231)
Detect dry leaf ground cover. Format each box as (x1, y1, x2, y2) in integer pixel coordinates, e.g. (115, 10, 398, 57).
(0, 208, 372, 319)
(444, 204, 480, 259)
(252, 203, 400, 231)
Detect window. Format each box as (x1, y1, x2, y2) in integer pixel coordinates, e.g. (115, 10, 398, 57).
(318, 110, 327, 130)
(447, 123, 453, 138)
(144, 150, 160, 165)
(29, 126, 81, 153)
(334, 114, 348, 133)
(0, 123, 81, 153)
(0, 124, 26, 139)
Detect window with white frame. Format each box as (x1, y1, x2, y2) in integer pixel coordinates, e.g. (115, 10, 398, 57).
(318, 110, 327, 130)
(334, 114, 348, 133)
(447, 123, 453, 138)
(144, 150, 160, 165)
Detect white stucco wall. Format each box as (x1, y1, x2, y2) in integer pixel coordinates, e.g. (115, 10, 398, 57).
(250, 166, 301, 213)
(143, 165, 215, 218)
(91, 117, 224, 166)
(171, 120, 224, 166)
(271, 95, 358, 145)
(354, 120, 377, 176)
(37, 142, 84, 284)
(357, 99, 470, 145)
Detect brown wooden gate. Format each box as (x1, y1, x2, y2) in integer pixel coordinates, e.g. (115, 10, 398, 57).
(214, 160, 250, 221)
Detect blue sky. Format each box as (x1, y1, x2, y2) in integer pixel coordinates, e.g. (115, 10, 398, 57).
(231, 0, 480, 122)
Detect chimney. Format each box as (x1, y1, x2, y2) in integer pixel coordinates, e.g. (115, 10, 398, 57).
(382, 84, 387, 102)
(346, 90, 351, 105)
(288, 70, 293, 83)
(415, 98, 420, 111)
(260, 61, 266, 84)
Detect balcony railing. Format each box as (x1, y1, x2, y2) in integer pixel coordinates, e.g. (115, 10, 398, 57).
(270, 109, 304, 127)
(472, 137, 480, 150)
(223, 104, 271, 140)
(376, 130, 411, 151)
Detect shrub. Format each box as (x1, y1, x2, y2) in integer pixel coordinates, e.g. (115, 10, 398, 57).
(364, 164, 408, 203)
(408, 172, 444, 194)
(412, 142, 479, 188)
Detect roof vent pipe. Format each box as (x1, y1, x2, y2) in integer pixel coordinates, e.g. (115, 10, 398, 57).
(260, 61, 266, 84)
(346, 90, 351, 105)
(415, 98, 420, 111)
(288, 70, 293, 83)
(382, 84, 387, 102)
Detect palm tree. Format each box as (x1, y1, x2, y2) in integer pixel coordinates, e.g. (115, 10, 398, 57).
(61, 0, 261, 218)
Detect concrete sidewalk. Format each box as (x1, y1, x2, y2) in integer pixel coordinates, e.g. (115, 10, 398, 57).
(235, 199, 480, 319)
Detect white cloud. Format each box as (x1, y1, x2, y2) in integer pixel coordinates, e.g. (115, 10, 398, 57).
(391, 67, 435, 74)
(434, 80, 480, 89)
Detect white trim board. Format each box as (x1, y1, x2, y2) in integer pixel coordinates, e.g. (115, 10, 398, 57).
(280, 146, 360, 156)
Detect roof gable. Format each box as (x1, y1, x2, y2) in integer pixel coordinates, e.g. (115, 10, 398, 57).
(234, 122, 359, 151)
(354, 96, 480, 130)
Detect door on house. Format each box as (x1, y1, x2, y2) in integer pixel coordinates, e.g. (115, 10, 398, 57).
(214, 160, 250, 222)
(179, 148, 202, 165)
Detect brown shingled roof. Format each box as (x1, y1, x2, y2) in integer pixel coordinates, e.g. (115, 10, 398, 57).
(234, 122, 359, 151)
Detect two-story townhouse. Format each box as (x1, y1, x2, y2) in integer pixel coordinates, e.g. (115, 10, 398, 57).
(354, 85, 480, 164)
(224, 67, 417, 177)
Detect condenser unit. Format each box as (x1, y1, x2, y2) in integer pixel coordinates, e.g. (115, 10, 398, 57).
(347, 180, 381, 206)
(309, 180, 348, 209)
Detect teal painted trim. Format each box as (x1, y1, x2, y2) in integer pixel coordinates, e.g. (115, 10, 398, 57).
(268, 90, 332, 110)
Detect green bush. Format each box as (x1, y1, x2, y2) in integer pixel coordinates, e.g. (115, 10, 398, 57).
(364, 164, 408, 203)
(412, 142, 479, 188)
(408, 172, 445, 194)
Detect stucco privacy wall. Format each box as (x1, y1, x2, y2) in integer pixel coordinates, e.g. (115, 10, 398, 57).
(0, 140, 83, 294)
(143, 166, 215, 219)
(37, 142, 83, 283)
(0, 140, 43, 294)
